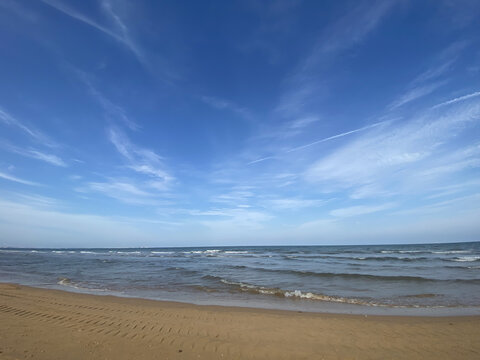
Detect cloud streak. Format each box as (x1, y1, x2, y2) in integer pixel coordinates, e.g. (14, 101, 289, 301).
(388, 81, 447, 109)
(330, 203, 395, 217)
(388, 42, 467, 110)
(79, 179, 165, 205)
(40, 0, 145, 65)
(304, 92, 480, 198)
(1, 142, 67, 167)
(277, 0, 398, 117)
(74, 70, 140, 131)
(432, 90, 480, 109)
(107, 126, 173, 186)
(247, 119, 392, 165)
(0, 107, 55, 147)
(0, 172, 40, 186)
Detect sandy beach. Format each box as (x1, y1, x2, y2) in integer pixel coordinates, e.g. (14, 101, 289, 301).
(0, 283, 479, 359)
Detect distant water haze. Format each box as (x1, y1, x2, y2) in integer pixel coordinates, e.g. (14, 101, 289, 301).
(1, 242, 479, 315)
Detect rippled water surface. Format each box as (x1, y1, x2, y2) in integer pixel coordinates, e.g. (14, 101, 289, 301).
(1, 242, 479, 314)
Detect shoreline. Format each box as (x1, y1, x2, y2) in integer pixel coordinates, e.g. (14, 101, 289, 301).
(4, 279, 480, 317)
(1, 282, 479, 359)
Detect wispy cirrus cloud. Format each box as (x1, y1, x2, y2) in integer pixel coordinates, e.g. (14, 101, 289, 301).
(209, 186, 256, 205)
(330, 202, 396, 217)
(0, 171, 40, 186)
(277, 0, 398, 117)
(432, 90, 480, 109)
(201, 96, 253, 120)
(20, 149, 66, 167)
(0, 107, 56, 147)
(305, 92, 480, 197)
(4, 193, 60, 209)
(74, 70, 140, 131)
(40, 0, 145, 65)
(195, 207, 273, 230)
(107, 126, 174, 187)
(388, 81, 447, 109)
(247, 119, 392, 165)
(78, 179, 165, 205)
(266, 197, 324, 211)
(1, 142, 67, 167)
(388, 41, 467, 110)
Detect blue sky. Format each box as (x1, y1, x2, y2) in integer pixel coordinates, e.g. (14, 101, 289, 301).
(0, 0, 479, 248)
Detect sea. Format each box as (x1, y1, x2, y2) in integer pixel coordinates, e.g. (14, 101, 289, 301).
(1, 242, 479, 316)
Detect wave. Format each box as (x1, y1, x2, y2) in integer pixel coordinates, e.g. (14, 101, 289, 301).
(212, 278, 443, 308)
(224, 265, 480, 284)
(57, 277, 80, 289)
(380, 250, 426, 254)
(351, 256, 430, 262)
(282, 254, 433, 262)
(432, 250, 471, 254)
(446, 256, 480, 262)
(57, 277, 107, 292)
(380, 249, 474, 256)
(225, 266, 438, 282)
(183, 249, 221, 254)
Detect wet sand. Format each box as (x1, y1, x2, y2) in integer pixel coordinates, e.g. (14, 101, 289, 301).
(0, 283, 479, 360)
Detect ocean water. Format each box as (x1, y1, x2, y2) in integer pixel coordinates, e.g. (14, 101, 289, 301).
(1, 242, 479, 315)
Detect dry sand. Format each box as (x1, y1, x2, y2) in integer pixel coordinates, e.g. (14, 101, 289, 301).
(0, 283, 479, 359)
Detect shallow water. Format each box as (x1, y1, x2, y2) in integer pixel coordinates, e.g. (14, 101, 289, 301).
(1, 242, 479, 315)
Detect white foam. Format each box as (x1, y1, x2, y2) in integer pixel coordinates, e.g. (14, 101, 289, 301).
(184, 249, 221, 254)
(451, 256, 480, 262)
(432, 250, 470, 254)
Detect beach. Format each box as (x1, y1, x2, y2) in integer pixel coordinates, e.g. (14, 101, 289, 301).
(1, 283, 479, 360)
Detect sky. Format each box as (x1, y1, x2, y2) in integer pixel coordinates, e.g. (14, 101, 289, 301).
(0, 0, 479, 248)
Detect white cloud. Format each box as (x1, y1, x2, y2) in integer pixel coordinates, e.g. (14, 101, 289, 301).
(196, 207, 273, 230)
(76, 72, 140, 131)
(432, 90, 480, 109)
(0, 172, 40, 186)
(350, 184, 394, 199)
(277, 0, 398, 117)
(40, 0, 145, 65)
(388, 42, 467, 110)
(305, 99, 480, 193)
(388, 81, 446, 109)
(78, 179, 164, 205)
(0, 141, 66, 167)
(266, 197, 324, 210)
(27, 150, 66, 167)
(330, 203, 395, 217)
(247, 119, 392, 165)
(287, 119, 392, 153)
(0, 107, 56, 147)
(201, 96, 252, 120)
(412, 41, 466, 84)
(4, 193, 59, 208)
(210, 187, 256, 205)
(107, 126, 173, 187)
(0, 198, 161, 247)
